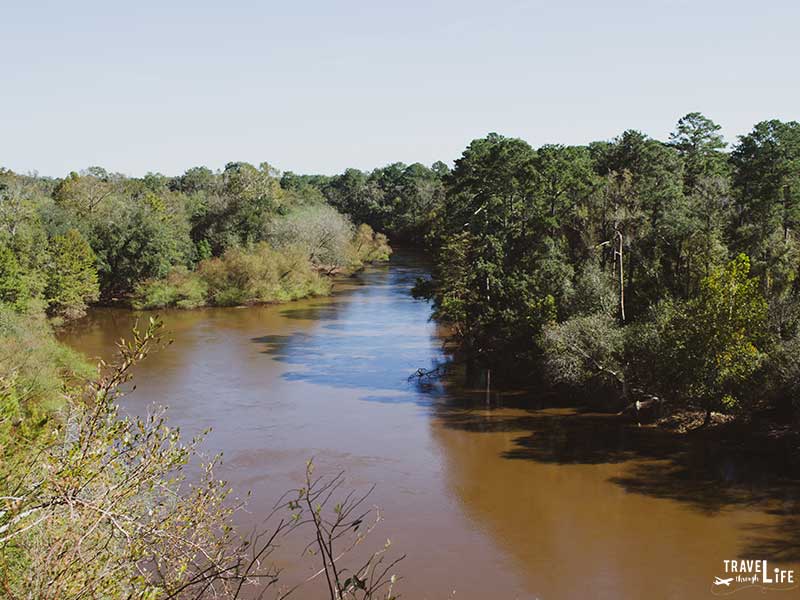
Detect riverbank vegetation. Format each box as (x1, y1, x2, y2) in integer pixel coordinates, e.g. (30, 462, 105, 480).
(413, 114, 800, 427)
(1, 319, 402, 598)
(0, 163, 391, 316)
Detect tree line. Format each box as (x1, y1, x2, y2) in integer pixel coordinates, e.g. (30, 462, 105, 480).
(413, 114, 800, 424)
(0, 162, 392, 318)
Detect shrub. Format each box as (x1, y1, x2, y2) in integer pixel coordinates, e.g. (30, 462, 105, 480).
(353, 223, 392, 264)
(132, 266, 207, 309)
(542, 312, 624, 398)
(1, 320, 403, 599)
(199, 242, 329, 306)
(0, 304, 93, 469)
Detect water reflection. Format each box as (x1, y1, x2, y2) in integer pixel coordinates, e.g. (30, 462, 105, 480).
(427, 385, 800, 597)
(249, 257, 444, 401)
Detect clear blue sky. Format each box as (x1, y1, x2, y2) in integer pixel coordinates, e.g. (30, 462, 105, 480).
(2, 0, 798, 177)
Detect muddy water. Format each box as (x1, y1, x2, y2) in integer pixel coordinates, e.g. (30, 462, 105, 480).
(60, 251, 799, 599)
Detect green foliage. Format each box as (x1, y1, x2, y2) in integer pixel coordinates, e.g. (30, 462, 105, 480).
(658, 254, 767, 412)
(132, 266, 208, 309)
(199, 242, 330, 306)
(0, 305, 93, 469)
(52, 168, 120, 215)
(3, 112, 800, 422)
(731, 120, 800, 300)
(420, 116, 799, 419)
(90, 203, 192, 297)
(761, 333, 800, 412)
(135, 206, 392, 310)
(670, 112, 729, 191)
(543, 313, 625, 395)
(266, 204, 355, 268)
(45, 228, 99, 318)
(0, 245, 29, 310)
(1, 317, 403, 598)
(353, 224, 392, 264)
(420, 133, 584, 373)
(3, 160, 400, 311)
(189, 162, 285, 255)
(311, 162, 446, 240)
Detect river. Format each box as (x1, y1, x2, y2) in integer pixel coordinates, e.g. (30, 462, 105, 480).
(60, 250, 799, 599)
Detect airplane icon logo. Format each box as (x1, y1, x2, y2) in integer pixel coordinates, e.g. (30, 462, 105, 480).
(714, 577, 734, 586)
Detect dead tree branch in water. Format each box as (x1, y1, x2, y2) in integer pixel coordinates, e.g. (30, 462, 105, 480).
(408, 365, 448, 381)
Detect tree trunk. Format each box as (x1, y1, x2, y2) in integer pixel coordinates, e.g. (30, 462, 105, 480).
(616, 230, 625, 324)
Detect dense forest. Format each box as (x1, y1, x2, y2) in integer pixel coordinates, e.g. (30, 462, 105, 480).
(413, 114, 800, 427)
(2, 112, 799, 596)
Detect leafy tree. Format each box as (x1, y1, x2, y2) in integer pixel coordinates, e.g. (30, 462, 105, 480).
(173, 165, 217, 194)
(323, 168, 387, 232)
(320, 163, 445, 240)
(190, 162, 283, 255)
(670, 112, 728, 191)
(52, 167, 121, 215)
(90, 204, 190, 297)
(45, 228, 99, 318)
(422, 133, 564, 374)
(266, 204, 354, 268)
(530, 144, 597, 240)
(732, 120, 800, 241)
(0, 244, 29, 309)
(593, 130, 685, 314)
(731, 120, 800, 304)
(660, 254, 767, 421)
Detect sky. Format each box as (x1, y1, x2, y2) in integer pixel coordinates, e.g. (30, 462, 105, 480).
(2, 0, 799, 177)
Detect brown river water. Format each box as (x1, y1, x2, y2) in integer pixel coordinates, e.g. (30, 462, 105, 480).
(59, 251, 800, 600)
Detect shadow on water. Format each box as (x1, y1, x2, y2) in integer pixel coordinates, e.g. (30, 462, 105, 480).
(434, 390, 800, 561)
(741, 512, 800, 563)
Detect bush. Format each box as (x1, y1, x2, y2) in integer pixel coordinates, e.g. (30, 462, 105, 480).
(656, 255, 767, 415)
(353, 223, 392, 264)
(199, 242, 330, 306)
(0, 304, 93, 469)
(760, 333, 800, 415)
(132, 266, 207, 309)
(542, 313, 624, 397)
